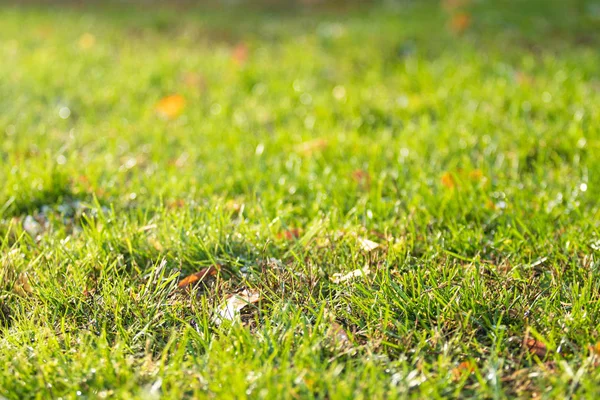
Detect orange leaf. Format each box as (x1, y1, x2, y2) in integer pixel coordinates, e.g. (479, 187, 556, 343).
(451, 361, 475, 380)
(178, 265, 218, 289)
(352, 169, 371, 188)
(589, 342, 600, 355)
(232, 43, 249, 65)
(450, 13, 471, 34)
(155, 94, 186, 120)
(441, 172, 456, 189)
(278, 228, 302, 241)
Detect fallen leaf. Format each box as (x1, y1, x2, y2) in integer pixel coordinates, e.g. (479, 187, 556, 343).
(589, 342, 600, 367)
(278, 228, 302, 241)
(296, 138, 328, 155)
(358, 237, 379, 252)
(148, 236, 164, 251)
(515, 71, 533, 86)
(182, 72, 207, 91)
(450, 13, 471, 34)
(589, 342, 600, 355)
(328, 321, 350, 345)
(155, 94, 186, 120)
(214, 289, 260, 325)
(225, 200, 244, 216)
(451, 361, 475, 381)
(232, 43, 249, 65)
(14, 272, 33, 296)
(469, 169, 484, 181)
(166, 199, 186, 209)
(524, 338, 548, 358)
(330, 265, 370, 284)
(178, 265, 218, 289)
(78, 33, 96, 50)
(441, 172, 456, 189)
(351, 169, 371, 188)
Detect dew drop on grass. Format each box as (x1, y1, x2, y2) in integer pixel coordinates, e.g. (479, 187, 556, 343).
(333, 85, 346, 100)
(396, 95, 409, 108)
(23, 215, 42, 237)
(59, 107, 71, 119)
(542, 92, 552, 103)
(210, 103, 222, 115)
(255, 143, 265, 155)
(300, 93, 312, 105)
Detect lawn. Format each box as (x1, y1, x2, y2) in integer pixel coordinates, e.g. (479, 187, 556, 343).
(1, 0, 599, 398)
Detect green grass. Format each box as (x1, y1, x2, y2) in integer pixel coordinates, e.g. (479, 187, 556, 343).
(1, 0, 600, 398)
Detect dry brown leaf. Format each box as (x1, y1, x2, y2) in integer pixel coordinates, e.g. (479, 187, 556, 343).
(178, 265, 218, 289)
(14, 273, 33, 296)
(278, 228, 302, 241)
(358, 237, 379, 252)
(328, 321, 350, 345)
(155, 94, 186, 120)
(525, 338, 548, 358)
(330, 266, 370, 284)
(214, 289, 260, 325)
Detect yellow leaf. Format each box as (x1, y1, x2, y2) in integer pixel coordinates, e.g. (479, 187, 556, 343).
(469, 169, 484, 181)
(155, 94, 186, 120)
(441, 172, 456, 189)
